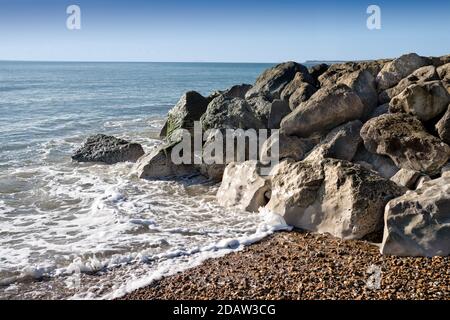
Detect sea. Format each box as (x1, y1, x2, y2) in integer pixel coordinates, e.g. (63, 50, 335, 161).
(0, 61, 296, 299)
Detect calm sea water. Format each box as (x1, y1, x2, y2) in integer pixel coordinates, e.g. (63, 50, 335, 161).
(0, 61, 295, 299)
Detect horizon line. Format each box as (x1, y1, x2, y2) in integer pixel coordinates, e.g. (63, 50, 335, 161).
(0, 59, 350, 64)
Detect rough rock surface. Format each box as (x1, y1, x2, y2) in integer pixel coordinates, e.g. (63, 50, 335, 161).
(267, 99, 291, 129)
(304, 120, 362, 162)
(72, 134, 145, 164)
(201, 95, 266, 130)
(390, 168, 421, 189)
(436, 104, 450, 144)
(280, 84, 364, 138)
(266, 159, 404, 240)
(353, 146, 399, 179)
(360, 113, 450, 175)
(160, 91, 209, 139)
(260, 133, 317, 163)
(390, 81, 450, 121)
(280, 72, 314, 102)
(288, 83, 317, 110)
(379, 65, 439, 104)
(381, 174, 450, 257)
(376, 53, 430, 91)
(217, 161, 270, 212)
(245, 62, 311, 100)
(133, 143, 198, 179)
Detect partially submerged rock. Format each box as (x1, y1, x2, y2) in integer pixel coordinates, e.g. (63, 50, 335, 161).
(72, 134, 145, 164)
(217, 161, 270, 212)
(266, 159, 404, 240)
(360, 113, 450, 175)
(280, 84, 364, 137)
(381, 174, 450, 257)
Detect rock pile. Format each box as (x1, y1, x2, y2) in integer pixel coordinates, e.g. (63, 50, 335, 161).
(73, 53, 450, 257)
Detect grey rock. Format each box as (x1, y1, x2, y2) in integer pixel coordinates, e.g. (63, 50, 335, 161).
(288, 82, 318, 110)
(245, 62, 311, 100)
(436, 104, 450, 144)
(390, 168, 421, 189)
(390, 80, 450, 121)
(376, 53, 430, 91)
(267, 99, 291, 129)
(353, 146, 399, 179)
(72, 134, 145, 164)
(381, 174, 450, 257)
(280, 84, 364, 138)
(360, 113, 450, 175)
(266, 158, 404, 240)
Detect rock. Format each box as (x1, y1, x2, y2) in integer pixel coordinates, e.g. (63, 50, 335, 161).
(378, 65, 440, 104)
(260, 133, 317, 163)
(288, 83, 317, 110)
(266, 158, 404, 239)
(223, 84, 253, 99)
(353, 146, 399, 179)
(201, 95, 266, 131)
(390, 168, 421, 189)
(381, 174, 450, 257)
(133, 143, 198, 179)
(436, 104, 450, 144)
(360, 113, 450, 175)
(368, 103, 389, 120)
(431, 55, 450, 67)
(437, 63, 450, 81)
(415, 175, 431, 189)
(376, 53, 430, 91)
(304, 120, 362, 162)
(245, 62, 311, 100)
(280, 72, 314, 102)
(308, 63, 329, 87)
(338, 70, 378, 118)
(72, 134, 145, 164)
(280, 84, 364, 138)
(267, 99, 291, 129)
(161, 91, 209, 139)
(217, 161, 270, 212)
(247, 96, 272, 125)
(389, 81, 450, 121)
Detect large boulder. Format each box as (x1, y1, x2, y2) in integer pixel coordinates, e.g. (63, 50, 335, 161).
(390, 168, 421, 189)
(389, 81, 450, 121)
(201, 95, 266, 131)
(376, 53, 430, 91)
(217, 161, 270, 212)
(266, 159, 404, 239)
(378, 65, 440, 104)
(337, 70, 378, 119)
(360, 113, 450, 175)
(280, 72, 314, 102)
(353, 146, 399, 179)
(245, 62, 311, 100)
(260, 133, 317, 163)
(304, 120, 362, 162)
(436, 104, 450, 144)
(381, 174, 450, 257)
(160, 91, 209, 139)
(280, 84, 364, 138)
(72, 134, 145, 164)
(267, 99, 291, 129)
(133, 143, 198, 179)
(288, 83, 317, 110)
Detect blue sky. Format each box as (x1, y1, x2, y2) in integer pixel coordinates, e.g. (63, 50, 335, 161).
(0, 0, 449, 62)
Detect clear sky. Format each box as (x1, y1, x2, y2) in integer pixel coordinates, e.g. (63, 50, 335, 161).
(0, 0, 449, 62)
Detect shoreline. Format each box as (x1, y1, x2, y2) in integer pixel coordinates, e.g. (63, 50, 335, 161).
(120, 230, 449, 300)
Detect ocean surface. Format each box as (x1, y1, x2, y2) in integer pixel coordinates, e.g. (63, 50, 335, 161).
(0, 61, 295, 299)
